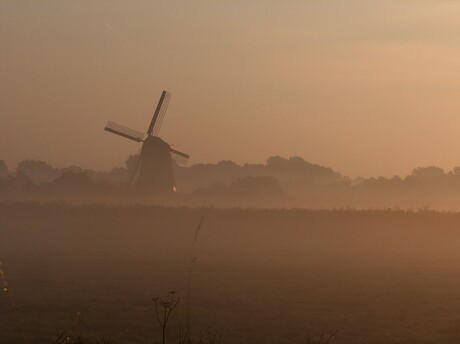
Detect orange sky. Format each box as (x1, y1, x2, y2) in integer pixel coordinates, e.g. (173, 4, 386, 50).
(2, 1, 460, 178)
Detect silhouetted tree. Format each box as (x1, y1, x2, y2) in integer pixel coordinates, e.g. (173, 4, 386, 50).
(16, 160, 59, 184)
(61, 165, 83, 174)
(410, 166, 445, 179)
(230, 176, 284, 198)
(105, 167, 129, 183)
(125, 154, 139, 175)
(0, 160, 8, 179)
(47, 171, 95, 192)
(192, 176, 285, 206)
(0, 171, 36, 201)
(175, 156, 345, 193)
(453, 166, 460, 177)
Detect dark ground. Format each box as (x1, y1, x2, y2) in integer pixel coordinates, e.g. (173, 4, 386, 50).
(1, 203, 460, 344)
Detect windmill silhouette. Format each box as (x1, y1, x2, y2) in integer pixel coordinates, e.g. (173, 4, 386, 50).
(104, 90, 189, 194)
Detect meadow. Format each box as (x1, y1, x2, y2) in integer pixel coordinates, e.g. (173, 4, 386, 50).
(2, 203, 460, 343)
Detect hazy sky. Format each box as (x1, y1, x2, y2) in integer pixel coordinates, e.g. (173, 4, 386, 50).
(2, 0, 460, 178)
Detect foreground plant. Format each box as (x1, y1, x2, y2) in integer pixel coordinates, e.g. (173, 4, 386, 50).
(53, 331, 113, 344)
(152, 291, 181, 344)
(178, 326, 223, 344)
(0, 260, 29, 344)
(53, 330, 89, 344)
(304, 331, 336, 344)
(53, 311, 113, 344)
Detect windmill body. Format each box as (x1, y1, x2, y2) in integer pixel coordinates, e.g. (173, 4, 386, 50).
(104, 90, 189, 195)
(135, 136, 175, 193)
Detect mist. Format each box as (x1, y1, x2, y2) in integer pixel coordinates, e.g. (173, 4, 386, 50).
(3, 1, 460, 344)
(3, 1, 460, 177)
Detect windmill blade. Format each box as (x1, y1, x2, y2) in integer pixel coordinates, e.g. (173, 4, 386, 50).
(170, 148, 189, 166)
(129, 153, 142, 184)
(171, 154, 189, 166)
(170, 148, 189, 160)
(153, 92, 171, 136)
(147, 90, 171, 136)
(104, 121, 145, 142)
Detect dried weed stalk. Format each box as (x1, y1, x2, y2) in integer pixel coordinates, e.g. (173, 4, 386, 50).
(152, 291, 180, 344)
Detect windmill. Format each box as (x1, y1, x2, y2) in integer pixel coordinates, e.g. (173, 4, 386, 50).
(104, 90, 189, 194)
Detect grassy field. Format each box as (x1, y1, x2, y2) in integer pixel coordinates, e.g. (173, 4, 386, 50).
(2, 203, 460, 343)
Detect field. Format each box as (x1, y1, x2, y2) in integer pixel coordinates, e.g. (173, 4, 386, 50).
(2, 203, 460, 343)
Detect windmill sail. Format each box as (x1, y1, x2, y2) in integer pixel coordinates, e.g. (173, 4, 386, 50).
(153, 92, 171, 136)
(170, 148, 189, 166)
(104, 89, 190, 194)
(147, 91, 171, 136)
(129, 153, 142, 184)
(104, 121, 145, 142)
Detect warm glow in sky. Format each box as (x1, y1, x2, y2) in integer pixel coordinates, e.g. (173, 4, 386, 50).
(2, 1, 460, 177)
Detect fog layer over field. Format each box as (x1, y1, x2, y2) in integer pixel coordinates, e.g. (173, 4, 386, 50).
(2, 203, 460, 343)
(3, 156, 460, 209)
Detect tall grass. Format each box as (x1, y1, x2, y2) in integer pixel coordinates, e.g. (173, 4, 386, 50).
(186, 216, 205, 333)
(0, 260, 29, 344)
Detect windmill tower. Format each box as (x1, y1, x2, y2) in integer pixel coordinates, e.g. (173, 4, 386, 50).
(104, 90, 189, 194)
